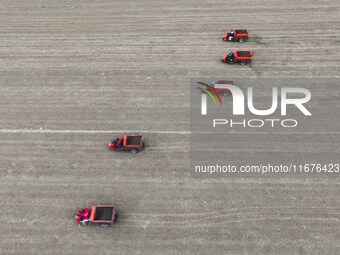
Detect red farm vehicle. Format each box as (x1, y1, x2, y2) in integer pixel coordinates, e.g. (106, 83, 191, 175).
(221, 50, 252, 66)
(108, 134, 144, 154)
(197, 80, 236, 97)
(75, 205, 117, 227)
(210, 80, 235, 96)
(223, 29, 249, 43)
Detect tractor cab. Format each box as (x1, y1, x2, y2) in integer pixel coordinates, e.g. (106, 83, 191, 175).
(227, 52, 235, 62)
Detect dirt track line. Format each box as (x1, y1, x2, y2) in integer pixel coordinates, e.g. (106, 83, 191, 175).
(0, 129, 190, 135)
(0, 129, 340, 135)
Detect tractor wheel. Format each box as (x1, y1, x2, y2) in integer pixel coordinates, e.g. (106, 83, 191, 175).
(240, 61, 246, 66)
(130, 148, 138, 154)
(100, 223, 110, 228)
(113, 213, 118, 222)
(83, 221, 91, 226)
(238, 38, 244, 43)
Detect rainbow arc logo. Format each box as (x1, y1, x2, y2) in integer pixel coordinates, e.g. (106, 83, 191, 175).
(196, 82, 223, 106)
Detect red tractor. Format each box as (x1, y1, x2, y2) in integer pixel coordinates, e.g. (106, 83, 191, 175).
(108, 134, 144, 154)
(221, 50, 252, 66)
(210, 80, 235, 96)
(75, 205, 117, 227)
(223, 29, 249, 43)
